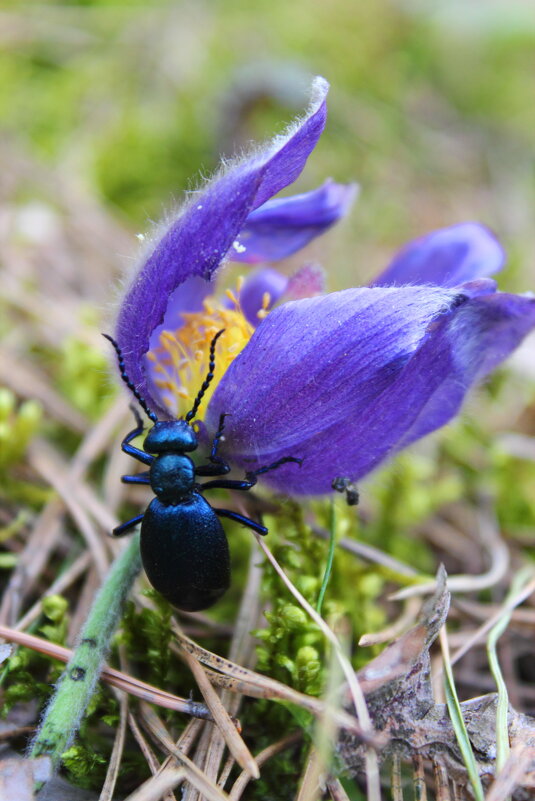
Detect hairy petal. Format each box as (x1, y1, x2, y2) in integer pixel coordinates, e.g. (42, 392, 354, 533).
(231, 180, 358, 264)
(239, 268, 289, 326)
(148, 276, 211, 352)
(372, 222, 505, 288)
(206, 284, 535, 494)
(114, 77, 330, 413)
(398, 291, 535, 448)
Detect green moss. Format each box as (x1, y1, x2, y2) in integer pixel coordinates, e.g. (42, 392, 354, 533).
(61, 745, 108, 788)
(119, 599, 174, 688)
(1, 645, 62, 714)
(55, 336, 112, 420)
(0, 390, 42, 470)
(39, 595, 69, 646)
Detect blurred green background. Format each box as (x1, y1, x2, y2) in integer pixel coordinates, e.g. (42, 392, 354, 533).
(2, 0, 535, 303)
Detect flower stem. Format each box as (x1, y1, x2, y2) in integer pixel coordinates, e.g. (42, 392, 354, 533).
(316, 496, 337, 614)
(30, 532, 141, 768)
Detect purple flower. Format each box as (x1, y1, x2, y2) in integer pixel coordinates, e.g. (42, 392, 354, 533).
(113, 78, 535, 496)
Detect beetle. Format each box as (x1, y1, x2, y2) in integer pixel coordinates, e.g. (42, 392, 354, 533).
(103, 329, 301, 611)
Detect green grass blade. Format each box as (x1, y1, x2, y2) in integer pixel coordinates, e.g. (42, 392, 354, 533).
(440, 628, 485, 801)
(487, 567, 534, 774)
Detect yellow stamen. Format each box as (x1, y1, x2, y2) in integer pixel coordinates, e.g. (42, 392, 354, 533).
(146, 279, 256, 420)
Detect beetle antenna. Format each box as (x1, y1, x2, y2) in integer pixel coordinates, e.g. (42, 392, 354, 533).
(186, 329, 225, 423)
(103, 333, 158, 423)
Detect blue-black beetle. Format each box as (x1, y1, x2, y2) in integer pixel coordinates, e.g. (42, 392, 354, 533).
(104, 330, 301, 611)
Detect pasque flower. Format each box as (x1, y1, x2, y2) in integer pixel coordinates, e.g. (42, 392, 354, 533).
(113, 78, 535, 495)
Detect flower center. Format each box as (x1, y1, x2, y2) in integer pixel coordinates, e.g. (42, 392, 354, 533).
(146, 279, 262, 420)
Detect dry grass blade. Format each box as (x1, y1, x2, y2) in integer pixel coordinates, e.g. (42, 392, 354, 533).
(391, 754, 403, 801)
(172, 626, 370, 740)
(229, 733, 302, 801)
(174, 718, 205, 756)
(454, 597, 535, 628)
(449, 573, 535, 667)
(139, 704, 230, 801)
(453, 783, 464, 801)
(359, 597, 422, 647)
(0, 624, 213, 718)
(98, 691, 128, 801)
(184, 724, 213, 801)
(139, 715, 203, 801)
(313, 526, 419, 578)
(14, 551, 91, 631)
(0, 348, 87, 432)
(74, 479, 121, 535)
(295, 747, 324, 801)
(217, 754, 235, 789)
(128, 712, 183, 801)
(391, 505, 508, 600)
(29, 439, 110, 577)
(69, 396, 127, 477)
(226, 537, 263, 667)
(484, 744, 535, 801)
(326, 777, 351, 801)
(122, 767, 187, 801)
(433, 760, 450, 801)
(0, 499, 65, 626)
(67, 565, 100, 642)
(179, 642, 259, 778)
(128, 713, 165, 775)
(296, 634, 345, 801)
(412, 753, 427, 801)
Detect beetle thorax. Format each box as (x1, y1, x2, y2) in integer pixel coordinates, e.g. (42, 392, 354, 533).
(150, 453, 195, 504)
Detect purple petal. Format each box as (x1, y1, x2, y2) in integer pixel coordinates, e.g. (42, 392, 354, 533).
(230, 180, 358, 264)
(238, 264, 326, 327)
(148, 276, 211, 353)
(205, 285, 463, 490)
(239, 268, 289, 326)
(205, 284, 535, 494)
(397, 289, 535, 448)
(372, 222, 505, 288)
(114, 77, 330, 414)
(286, 263, 326, 299)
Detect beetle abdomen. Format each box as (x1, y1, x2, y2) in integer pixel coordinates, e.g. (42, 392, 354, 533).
(140, 494, 231, 611)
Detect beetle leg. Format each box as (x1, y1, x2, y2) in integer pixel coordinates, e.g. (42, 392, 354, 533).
(210, 413, 229, 460)
(195, 462, 231, 476)
(196, 413, 232, 476)
(121, 421, 153, 466)
(213, 507, 267, 536)
(248, 456, 303, 477)
(199, 455, 302, 483)
(121, 473, 151, 485)
(111, 513, 144, 537)
(200, 477, 257, 492)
